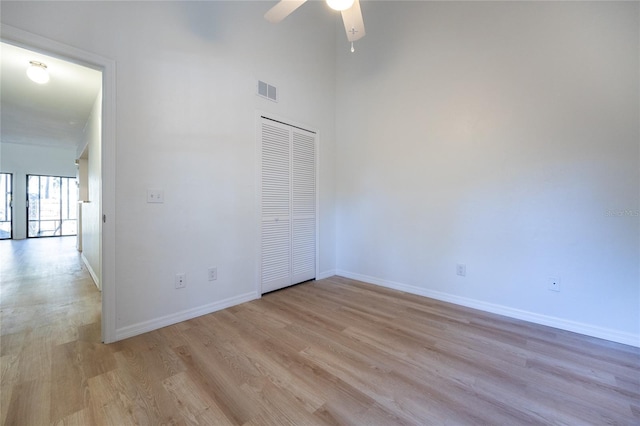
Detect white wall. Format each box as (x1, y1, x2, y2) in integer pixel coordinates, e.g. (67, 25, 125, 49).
(79, 92, 102, 289)
(335, 1, 639, 345)
(77, 158, 88, 202)
(4, 1, 637, 346)
(0, 142, 77, 239)
(1, 1, 337, 338)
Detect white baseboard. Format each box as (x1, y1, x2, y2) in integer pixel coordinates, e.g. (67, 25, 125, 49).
(81, 253, 100, 291)
(316, 269, 336, 280)
(335, 270, 640, 348)
(115, 291, 260, 341)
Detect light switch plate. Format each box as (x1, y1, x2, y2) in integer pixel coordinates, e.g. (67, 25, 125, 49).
(147, 189, 164, 203)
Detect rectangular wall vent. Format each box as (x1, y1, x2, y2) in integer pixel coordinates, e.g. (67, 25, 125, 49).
(257, 80, 278, 102)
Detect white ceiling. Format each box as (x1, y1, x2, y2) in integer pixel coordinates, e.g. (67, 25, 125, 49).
(0, 42, 102, 150)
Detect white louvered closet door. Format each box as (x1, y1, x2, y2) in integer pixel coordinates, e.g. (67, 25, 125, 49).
(260, 118, 316, 294)
(261, 121, 292, 293)
(291, 130, 316, 284)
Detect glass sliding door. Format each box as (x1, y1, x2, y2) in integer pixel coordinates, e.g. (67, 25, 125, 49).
(27, 175, 78, 238)
(0, 173, 12, 239)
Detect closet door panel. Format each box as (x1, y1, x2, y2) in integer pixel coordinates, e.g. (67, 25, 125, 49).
(261, 122, 291, 292)
(261, 123, 291, 218)
(291, 130, 316, 284)
(261, 218, 291, 293)
(292, 217, 315, 283)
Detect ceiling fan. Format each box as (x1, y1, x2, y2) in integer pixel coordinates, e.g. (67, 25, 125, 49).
(264, 0, 365, 52)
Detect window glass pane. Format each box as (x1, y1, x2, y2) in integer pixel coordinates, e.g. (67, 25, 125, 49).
(68, 178, 78, 220)
(61, 220, 77, 236)
(27, 175, 77, 238)
(0, 222, 10, 238)
(0, 173, 11, 239)
(61, 178, 69, 220)
(28, 176, 40, 221)
(40, 177, 61, 221)
(0, 174, 7, 221)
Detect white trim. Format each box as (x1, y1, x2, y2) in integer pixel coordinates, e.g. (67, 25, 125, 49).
(1, 25, 117, 343)
(115, 291, 260, 341)
(315, 129, 321, 290)
(336, 270, 640, 348)
(81, 252, 100, 290)
(316, 270, 336, 280)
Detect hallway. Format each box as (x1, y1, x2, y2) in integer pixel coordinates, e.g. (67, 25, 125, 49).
(0, 237, 103, 424)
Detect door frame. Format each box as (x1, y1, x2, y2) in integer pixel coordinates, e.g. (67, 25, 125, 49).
(255, 111, 320, 296)
(1, 25, 117, 343)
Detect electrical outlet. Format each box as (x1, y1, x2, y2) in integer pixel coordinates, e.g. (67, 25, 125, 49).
(208, 267, 217, 281)
(175, 273, 186, 289)
(548, 276, 560, 292)
(456, 263, 466, 277)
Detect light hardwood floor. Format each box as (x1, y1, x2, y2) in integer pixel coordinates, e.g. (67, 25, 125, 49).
(1, 238, 639, 425)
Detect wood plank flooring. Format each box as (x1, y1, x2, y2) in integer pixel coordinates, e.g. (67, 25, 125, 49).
(1, 237, 639, 425)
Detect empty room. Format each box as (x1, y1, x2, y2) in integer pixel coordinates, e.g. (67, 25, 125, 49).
(0, 0, 638, 424)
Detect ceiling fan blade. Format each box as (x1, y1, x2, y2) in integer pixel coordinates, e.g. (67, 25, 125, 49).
(341, 0, 365, 41)
(264, 0, 307, 24)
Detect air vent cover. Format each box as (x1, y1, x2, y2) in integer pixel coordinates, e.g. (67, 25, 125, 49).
(257, 80, 278, 102)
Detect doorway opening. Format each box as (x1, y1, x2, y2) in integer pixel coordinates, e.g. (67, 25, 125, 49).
(1, 25, 115, 342)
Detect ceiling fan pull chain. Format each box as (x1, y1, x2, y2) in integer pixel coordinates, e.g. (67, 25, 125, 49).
(351, 42, 355, 53)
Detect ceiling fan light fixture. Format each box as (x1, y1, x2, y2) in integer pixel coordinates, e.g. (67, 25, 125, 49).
(27, 61, 50, 84)
(326, 0, 354, 12)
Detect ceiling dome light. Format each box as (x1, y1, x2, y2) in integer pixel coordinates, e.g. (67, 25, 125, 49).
(326, 0, 354, 12)
(27, 61, 50, 84)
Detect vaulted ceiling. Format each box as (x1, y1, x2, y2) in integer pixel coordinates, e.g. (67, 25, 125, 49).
(0, 42, 102, 150)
